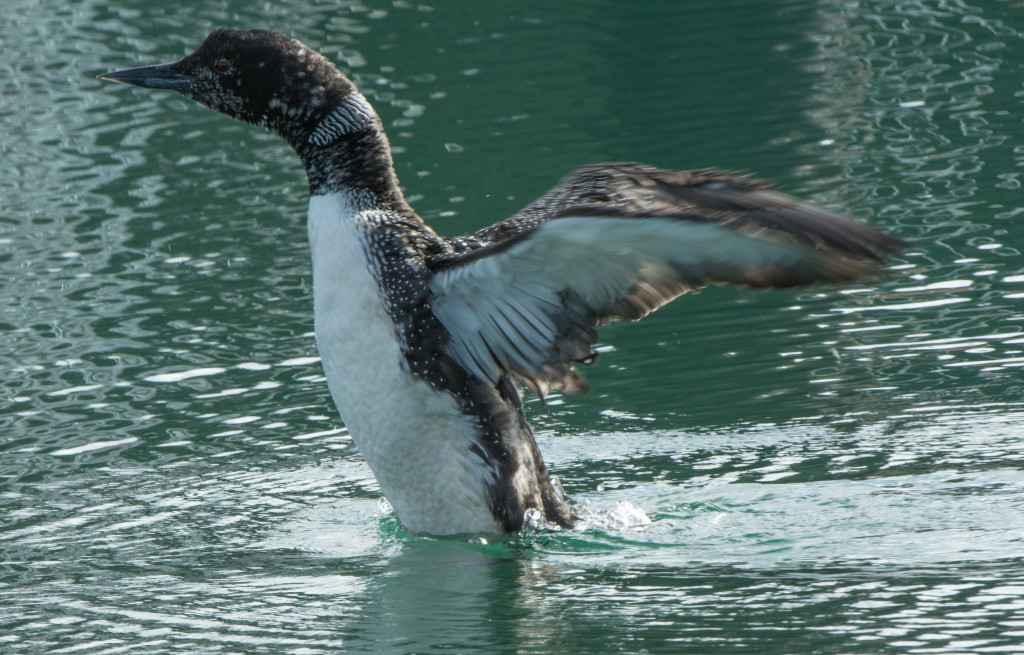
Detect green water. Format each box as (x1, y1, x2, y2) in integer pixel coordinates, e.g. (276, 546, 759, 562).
(4, 0, 1024, 652)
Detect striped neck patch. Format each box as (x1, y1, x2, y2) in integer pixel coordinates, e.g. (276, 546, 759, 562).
(309, 92, 376, 146)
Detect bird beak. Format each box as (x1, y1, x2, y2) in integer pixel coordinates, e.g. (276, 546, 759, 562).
(99, 62, 193, 91)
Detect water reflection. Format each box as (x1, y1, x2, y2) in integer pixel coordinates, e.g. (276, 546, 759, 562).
(797, 0, 1024, 407)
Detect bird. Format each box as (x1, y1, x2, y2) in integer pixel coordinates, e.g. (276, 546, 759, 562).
(100, 28, 904, 536)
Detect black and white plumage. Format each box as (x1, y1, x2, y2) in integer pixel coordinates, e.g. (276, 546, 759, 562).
(101, 29, 904, 536)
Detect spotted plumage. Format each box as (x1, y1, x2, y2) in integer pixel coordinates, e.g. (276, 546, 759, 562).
(101, 29, 904, 535)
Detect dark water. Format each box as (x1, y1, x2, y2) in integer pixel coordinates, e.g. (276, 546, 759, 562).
(4, 0, 1024, 652)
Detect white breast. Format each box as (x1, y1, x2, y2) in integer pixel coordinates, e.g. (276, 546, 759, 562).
(306, 192, 502, 535)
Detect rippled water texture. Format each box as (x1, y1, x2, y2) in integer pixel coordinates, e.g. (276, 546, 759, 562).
(3, 0, 1024, 653)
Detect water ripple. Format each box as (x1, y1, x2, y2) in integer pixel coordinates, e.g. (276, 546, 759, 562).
(4, 0, 1024, 653)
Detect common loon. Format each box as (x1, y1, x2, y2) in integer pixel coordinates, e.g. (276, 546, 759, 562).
(101, 29, 904, 536)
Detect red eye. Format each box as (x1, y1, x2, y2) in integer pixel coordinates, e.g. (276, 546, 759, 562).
(215, 58, 230, 74)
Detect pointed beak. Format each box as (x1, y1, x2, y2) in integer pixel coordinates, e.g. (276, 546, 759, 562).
(99, 62, 193, 91)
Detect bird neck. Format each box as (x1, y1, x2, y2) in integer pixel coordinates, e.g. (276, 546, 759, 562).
(281, 90, 414, 217)
(294, 128, 407, 210)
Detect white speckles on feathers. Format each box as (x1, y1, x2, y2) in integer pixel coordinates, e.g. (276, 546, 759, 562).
(307, 191, 503, 535)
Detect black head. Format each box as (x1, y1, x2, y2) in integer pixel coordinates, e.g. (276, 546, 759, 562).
(100, 29, 371, 147)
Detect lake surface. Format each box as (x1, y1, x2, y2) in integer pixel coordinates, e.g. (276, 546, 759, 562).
(3, 0, 1024, 652)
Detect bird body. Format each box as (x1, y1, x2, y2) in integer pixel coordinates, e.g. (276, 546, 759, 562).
(101, 29, 903, 535)
(307, 190, 506, 535)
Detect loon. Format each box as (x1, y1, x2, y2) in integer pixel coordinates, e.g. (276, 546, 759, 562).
(101, 29, 904, 536)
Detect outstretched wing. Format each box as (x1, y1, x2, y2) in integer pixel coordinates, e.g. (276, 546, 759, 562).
(427, 163, 904, 397)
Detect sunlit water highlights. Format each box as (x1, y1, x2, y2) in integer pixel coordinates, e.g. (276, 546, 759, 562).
(4, 0, 1024, 653)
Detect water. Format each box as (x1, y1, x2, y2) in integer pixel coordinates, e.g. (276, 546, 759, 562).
(3, 0, 1024, 652)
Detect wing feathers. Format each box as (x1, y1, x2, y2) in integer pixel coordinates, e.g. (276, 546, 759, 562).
(427, 163, 905, 397)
